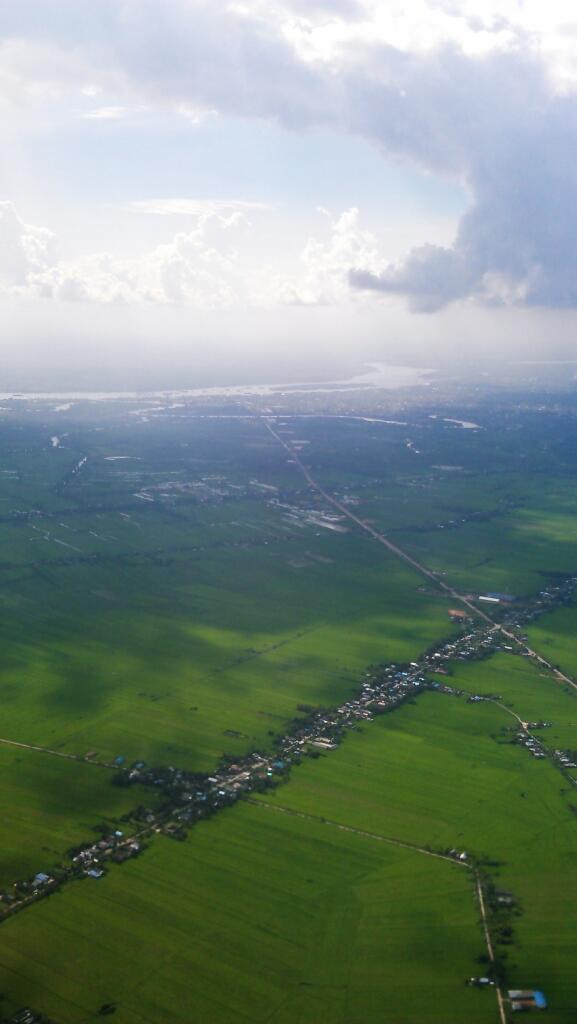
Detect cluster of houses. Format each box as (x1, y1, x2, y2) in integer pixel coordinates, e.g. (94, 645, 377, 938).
(9, 570, 573, 918)
(468, 979, 548, 1012)
(514, 729, 575, 771)
(553, 749, 577, 770)
(515, 731, 547, 760)
(422, 626, 504, 671)
(3, 1009, 45, 1024)
(71, 832, 142, 878)
(270, 497, 349, 533)
(502, 577, 577, 629)
(0, 832, 142, 910)
(508, 989, 548, 1012)
(113, 618, 516, 830)
(0, 871, 59, 907)
(3, 566, 577, 1024)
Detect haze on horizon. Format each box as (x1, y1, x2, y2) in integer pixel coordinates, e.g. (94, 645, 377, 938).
(2, 0, 577, 388)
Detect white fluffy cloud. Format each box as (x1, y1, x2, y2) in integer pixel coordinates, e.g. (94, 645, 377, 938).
(256, 208, 383, 306)
(0, 202, 58, 285)
(0, 202, 387, 311)
(0, 205, 253, 308)
(3, 1, 577, 313)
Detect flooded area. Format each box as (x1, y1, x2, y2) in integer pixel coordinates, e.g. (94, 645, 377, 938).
(0, 363, 431, 405)
(443, 417, 482, 430)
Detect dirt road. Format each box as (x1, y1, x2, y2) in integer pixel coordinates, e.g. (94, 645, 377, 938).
(0, 735, 113, 769)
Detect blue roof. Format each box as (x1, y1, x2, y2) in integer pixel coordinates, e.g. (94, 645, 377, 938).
(534, 991, 547, 1009)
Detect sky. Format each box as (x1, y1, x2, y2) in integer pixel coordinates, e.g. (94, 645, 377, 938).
(2, 0, 577, 385)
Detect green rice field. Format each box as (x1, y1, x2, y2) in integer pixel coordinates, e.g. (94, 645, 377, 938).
(0, 803, 494, 1024)
(0, 394, 577, 1021)
(260, 686, 577, 1022)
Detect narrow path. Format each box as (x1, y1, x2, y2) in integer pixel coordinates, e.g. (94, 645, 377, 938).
(475, 871, 508, 1024)
(0, 736, 113, 769)
(249, 798, 470, 867)
(254, 798, 506, 1022)
(488, 700, 528, 730)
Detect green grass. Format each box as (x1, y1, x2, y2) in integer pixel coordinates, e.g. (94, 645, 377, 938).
(0, 411, 463, 941)
(0, 746, 154, 889)
(353, 472, 577, 596)
(397, 510, 577, 596)
(0, 803, 494, 1024)
(440, 652, 577, 750)
(0, 525, 456, 771)
(260, 690, 577, 1021)
(2, 404, 577, 1021)
(528, 606, 577, 682)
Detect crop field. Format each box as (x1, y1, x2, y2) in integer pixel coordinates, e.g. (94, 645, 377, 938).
(260, 685, 577, 1022)
(440, 652, 577, 750)
(338, 467, 577, 597)
(0, 407, 460, 772)
(0, 509, 455, 769)
(396, 502, 577, 596)
(528, 606, 577, 681)
(0, 394, 577, 1022)
(0, 746, 152, 889)
(0, 402, 461, 912)
(0, 802, 494, 1024)
(265, 412, 577, 596)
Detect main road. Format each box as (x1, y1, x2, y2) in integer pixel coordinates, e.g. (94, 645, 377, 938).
(263, 418, 577, 691)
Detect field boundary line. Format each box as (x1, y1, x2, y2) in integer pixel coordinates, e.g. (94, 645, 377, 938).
(252, 799, 507, 1023)
(475, 870, 508, 1024)
(0, 736, 114, 769)
(252, 800, 509, 1021)
(247, 798, 470, 866)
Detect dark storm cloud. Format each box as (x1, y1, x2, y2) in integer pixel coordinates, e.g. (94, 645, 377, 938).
(345, 45, 577, 310)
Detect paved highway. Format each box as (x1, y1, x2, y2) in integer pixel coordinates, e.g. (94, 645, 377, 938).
(263, 417, 577, 692)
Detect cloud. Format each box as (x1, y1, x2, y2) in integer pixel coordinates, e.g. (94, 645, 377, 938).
(80, 105, 130, 119)
(344, 46, 577, 310)
(0, 202, 57, 285)
(127, 198, 271, 217)
(0, 203, 252, 308)
(281, 0, 364, 17)
(258, 207, 383, 306)
(0, 2, 331, 129)
(350, 245, 474, 312)
(0, 200, 384, 312)
(4, 3, 577, 313)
